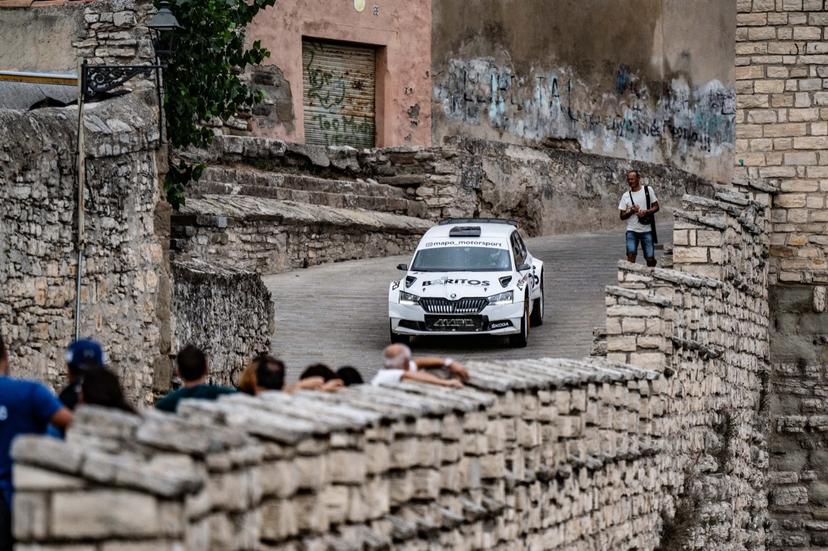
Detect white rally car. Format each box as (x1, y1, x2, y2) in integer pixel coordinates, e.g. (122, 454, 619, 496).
(388, 219, 544, 347)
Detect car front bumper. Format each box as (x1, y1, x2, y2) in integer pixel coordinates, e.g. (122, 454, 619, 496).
(389, 301, 524, 336)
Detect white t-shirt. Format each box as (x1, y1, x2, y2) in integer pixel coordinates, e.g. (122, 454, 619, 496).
(618, 187, 658, 233)
(371, 360, 417, 386)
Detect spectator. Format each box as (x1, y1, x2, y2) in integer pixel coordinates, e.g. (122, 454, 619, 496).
(299, 363, 343, 392)
(155, 345, 235, 413)
(238, 362, 258, 396)
(335, 366, 364, 386)
(238, 354, 287, 395)
(371, 344, 466, 388)
(241, 354, 339, 395)
(300, 363, 336, 382)
(0, 334, 72, 551)
(619, 169, 660, 267)
(58, 338, 105, 410)
(80, 368, 136, 415)
(254, 354, 287, 393)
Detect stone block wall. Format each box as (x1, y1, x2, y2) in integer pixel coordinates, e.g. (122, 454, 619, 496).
(736, 0, 828, 285)
(171, 200, 431, 275)
(170, 259, 275, 391)
(736, 2, 828, 547)
(13, 361, 671, 550)
(605, 190, 771, 549)
(13, 188, 772, 549)
(0, 94, 165, 404)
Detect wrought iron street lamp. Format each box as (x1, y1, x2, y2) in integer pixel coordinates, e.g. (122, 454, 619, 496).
(73, 2, 182, 339)
(147, 2, 183, 64)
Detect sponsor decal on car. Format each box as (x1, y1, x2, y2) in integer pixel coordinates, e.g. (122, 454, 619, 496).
(422, 277, 492, 287)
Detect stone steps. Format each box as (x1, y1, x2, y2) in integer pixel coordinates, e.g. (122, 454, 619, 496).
(172, 196, 432, 274)
(196, 166, 428, 218)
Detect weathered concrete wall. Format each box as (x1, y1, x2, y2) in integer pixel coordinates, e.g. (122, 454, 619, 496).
(11, 187, 771, 550)
(247, 0, 432, 147)
(736, 1, 828, 548)
(0, 0, 156, 72)
(170, 259, 275, 390)
(0, 95, 163, 404)
(431, 0, 736, 183)
(0, 3, 86, 72)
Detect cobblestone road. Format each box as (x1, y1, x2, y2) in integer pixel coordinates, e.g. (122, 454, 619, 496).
(264, 225, 671, 381)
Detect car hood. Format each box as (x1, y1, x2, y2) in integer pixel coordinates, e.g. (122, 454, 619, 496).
(403, 271, 513, 298)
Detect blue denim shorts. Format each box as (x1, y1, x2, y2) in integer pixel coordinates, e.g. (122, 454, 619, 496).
(626, 230, 655, 258)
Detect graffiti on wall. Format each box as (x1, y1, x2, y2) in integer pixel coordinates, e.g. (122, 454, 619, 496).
(434, 58, 735, 177)
(302, 40, 376, 148)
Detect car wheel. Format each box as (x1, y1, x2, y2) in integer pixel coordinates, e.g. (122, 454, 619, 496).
(530, 270, 544, 327)
(509, 298, 529, 348)
(389, 321, 410, 345)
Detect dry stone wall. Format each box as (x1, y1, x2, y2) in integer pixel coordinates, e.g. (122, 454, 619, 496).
(171, 199, 431, 275)
(0, 94, 164, 404)
(13, 188, 772, 550)
(606, 189, 772, 549)
(0, 94, 276, 403)
(171, 259, 275, 391)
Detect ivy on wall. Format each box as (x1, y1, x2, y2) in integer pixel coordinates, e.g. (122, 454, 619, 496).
(160, 0, 276, 208)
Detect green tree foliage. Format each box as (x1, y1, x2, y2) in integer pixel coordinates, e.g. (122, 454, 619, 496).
(160, 0, 276, 208)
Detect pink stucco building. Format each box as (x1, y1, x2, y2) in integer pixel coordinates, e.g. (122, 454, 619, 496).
(248, 0, 432, 148)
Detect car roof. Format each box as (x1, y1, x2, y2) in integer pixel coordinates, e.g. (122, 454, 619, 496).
(421, 222, 516, 240)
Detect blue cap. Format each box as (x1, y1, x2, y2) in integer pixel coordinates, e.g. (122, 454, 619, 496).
(65, 339, 105, 370)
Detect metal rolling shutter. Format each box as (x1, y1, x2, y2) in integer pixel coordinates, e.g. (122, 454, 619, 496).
(302, 39, 376, 148)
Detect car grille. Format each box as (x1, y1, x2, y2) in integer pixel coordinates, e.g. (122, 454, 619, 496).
(420, 297, 488, 314)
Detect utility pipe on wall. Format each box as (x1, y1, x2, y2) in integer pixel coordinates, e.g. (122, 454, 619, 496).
(74, 60, 86, 341)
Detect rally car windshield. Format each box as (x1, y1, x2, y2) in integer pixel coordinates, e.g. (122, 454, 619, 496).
(411, 247, 512, 272)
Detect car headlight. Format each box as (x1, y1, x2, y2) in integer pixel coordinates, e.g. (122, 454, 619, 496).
(399, 291, 421, 306)
(488, 291, 513, 305)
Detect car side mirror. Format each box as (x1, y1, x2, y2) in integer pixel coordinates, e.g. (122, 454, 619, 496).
(518, 262, 531, 271)
(397, 263, 408, 271)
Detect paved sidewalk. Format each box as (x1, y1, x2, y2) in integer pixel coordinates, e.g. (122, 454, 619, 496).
(264, 225, 671, 381)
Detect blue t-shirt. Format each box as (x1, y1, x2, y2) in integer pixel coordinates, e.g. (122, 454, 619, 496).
(0, 376, 62, 504)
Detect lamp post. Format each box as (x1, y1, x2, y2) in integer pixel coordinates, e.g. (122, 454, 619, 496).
(73, 2, 182, 339)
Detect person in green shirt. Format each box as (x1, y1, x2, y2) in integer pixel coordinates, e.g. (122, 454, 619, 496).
(155, 345, 235, 413)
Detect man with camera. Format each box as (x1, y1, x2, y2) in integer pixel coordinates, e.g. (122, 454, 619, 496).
(619, 169, 659, 267)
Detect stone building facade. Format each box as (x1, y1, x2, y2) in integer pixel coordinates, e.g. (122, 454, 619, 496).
(246, 0, 432, 148)
(735, 0, 828, 548)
